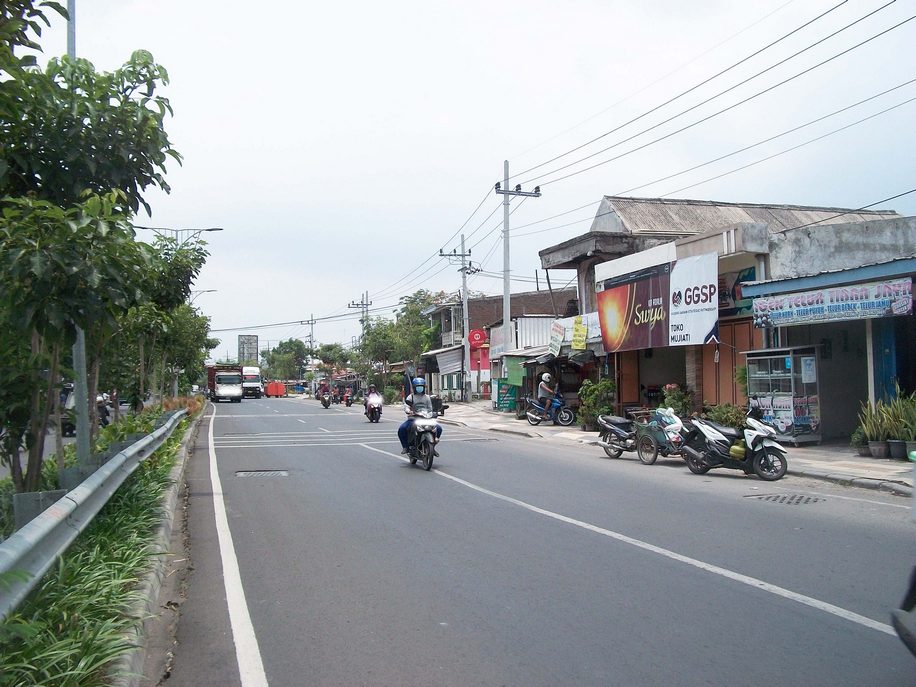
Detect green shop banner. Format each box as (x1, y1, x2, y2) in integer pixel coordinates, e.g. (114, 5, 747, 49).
(752, 277, 912, 327)
(495, 380, 518, 411)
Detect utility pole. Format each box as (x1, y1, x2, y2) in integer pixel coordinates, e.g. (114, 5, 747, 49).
(440, 236, 472, 401)
(348, 293, 372, 341)
(66, 0, 91, 467)
(494, 161, 541, 359)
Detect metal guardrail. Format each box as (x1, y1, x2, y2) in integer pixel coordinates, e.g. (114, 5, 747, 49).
(0, 409, 187, 621)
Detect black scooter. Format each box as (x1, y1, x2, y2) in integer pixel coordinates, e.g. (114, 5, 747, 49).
(595, 414, 637, 459)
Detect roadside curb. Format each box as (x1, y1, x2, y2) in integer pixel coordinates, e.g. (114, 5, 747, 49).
(788, 470, 913, 497)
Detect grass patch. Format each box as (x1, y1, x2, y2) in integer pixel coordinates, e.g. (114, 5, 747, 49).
(0, 410, 191, 686)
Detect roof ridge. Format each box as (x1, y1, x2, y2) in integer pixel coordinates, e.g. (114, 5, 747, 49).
(601, 195, 897, 215)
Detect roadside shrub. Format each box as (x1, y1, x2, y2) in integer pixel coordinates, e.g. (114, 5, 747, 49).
(662, 383, 693, 416)
(704, 403, 747, 430)
(577, 378, 616, 427)
(383, 386, 401, 405)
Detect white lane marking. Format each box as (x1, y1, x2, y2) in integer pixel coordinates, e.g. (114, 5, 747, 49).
(296, 419, 307, 424)
(214, 440, 399, 449)
(318, 427, 331, 433)
(208, 407, 270, 686)
(360, 444, 896, 638)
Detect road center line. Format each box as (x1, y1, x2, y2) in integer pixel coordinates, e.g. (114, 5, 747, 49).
(359, 443, 895, 638)
(208, 407, 270, 687)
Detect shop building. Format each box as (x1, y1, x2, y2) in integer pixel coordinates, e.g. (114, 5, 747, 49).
(742, 215, 915, 440)
(540, 196, 902, 422)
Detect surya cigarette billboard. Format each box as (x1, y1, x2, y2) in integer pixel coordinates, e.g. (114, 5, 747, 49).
(597, 252, 719, 353)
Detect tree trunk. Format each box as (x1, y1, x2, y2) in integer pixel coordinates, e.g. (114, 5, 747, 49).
(88, 336, 102, 444)
(136, 336, 146, 413)
(52, 390, 64, 473)
(24, 332, 47, 492)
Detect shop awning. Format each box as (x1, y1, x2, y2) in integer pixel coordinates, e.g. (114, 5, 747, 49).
(420, 344, 464, 375)
(492, 344, 550, 361)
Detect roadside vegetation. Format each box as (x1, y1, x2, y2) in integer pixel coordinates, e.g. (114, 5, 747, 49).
(0, 401, 200, 686)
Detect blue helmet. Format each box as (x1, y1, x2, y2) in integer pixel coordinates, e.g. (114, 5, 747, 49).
(412, 377, 426, 393)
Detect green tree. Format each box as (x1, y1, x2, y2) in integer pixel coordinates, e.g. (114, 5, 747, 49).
(0, 193, 150, 491)
(392, 290, 445, 364)
(1, 50, 180, 214)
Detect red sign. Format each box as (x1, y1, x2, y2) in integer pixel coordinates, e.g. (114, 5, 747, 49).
(468, 329, 487, 348)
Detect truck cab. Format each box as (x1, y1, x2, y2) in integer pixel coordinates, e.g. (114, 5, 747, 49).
(241, 366, 263, 398)
(213, 371, 243, 403)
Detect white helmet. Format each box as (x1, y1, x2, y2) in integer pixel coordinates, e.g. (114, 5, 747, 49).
(541, 373, 552, 383)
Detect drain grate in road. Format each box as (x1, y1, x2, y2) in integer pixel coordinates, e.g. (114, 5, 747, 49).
(236, 470, 289, 478)
(746, 493, 824, 505)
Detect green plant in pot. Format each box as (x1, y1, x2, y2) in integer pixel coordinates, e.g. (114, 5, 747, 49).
(661, 383, 693, 417)
(577, 378, 616, 430)
(859, 400, 890, 458)
(849, 426, 870, 456)
(885, 392, 910, 459)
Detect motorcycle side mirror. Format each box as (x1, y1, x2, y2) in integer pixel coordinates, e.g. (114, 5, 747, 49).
(405, 399, 414, 407)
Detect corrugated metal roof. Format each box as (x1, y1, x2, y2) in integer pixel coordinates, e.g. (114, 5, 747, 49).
(600, 196, 900, 235)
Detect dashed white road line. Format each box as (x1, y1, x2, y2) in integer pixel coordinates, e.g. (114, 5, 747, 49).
(360, 443, 896, 638)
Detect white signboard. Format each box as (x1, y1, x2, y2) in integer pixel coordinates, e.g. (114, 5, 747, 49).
(668, 252, 719, 346)
(548, 320, 565, 356)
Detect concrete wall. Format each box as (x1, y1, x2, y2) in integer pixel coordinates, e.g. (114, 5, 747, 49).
(768, 216, 916, 280)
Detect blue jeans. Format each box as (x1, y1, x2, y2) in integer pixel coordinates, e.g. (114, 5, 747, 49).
(398, 418, 442, 449)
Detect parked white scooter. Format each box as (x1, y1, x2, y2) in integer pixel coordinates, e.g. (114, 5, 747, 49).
(681, 408, 788, 481)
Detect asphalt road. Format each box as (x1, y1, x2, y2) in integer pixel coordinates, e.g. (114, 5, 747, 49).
(166, 397, 916, 687)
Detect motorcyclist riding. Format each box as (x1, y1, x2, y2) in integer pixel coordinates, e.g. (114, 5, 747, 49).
(364, 383, 378, 410)
(398, 377, 442, 455)
(537, 372, 556, 419)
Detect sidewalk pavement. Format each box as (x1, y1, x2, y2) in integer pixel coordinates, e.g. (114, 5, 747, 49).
(439, 400, 914, 498)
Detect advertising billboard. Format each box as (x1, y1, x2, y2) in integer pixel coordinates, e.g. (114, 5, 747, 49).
(238, 334, 259, 363)
(597, 252, 719, 353)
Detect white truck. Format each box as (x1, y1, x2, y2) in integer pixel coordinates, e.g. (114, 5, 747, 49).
(207, 365, 243, 403)
(241, 366, 263, 399)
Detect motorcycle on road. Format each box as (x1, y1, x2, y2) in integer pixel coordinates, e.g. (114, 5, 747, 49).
(321, 392, 331, 409)
(595, 414, 637, 458)
(365, 392, 383, 423)
(681, 409, 788, 481)
(525, 391, 575, 427)
(405, 408, 445, 471)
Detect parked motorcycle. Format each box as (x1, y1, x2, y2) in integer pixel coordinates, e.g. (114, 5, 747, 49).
(321, 392, 331, 409)
(633, 407, 685, 465)
(365, 392, 383, 423)
(525, 391, 575, 427)
(681, 409, 788, 481)
(405, 408, 444, 471)
(595, 414, 637, 458)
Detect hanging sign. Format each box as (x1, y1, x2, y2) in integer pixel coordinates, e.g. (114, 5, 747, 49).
(571, 316, 588, 350)
(752, 277, 912, 327)
(468, 329, 487, 348)
(548, 320, 565, 356)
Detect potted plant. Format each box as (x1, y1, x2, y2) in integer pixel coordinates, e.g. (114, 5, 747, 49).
(886, 397, 909, 460)
(859, 400, 889, 458)
(577, 378, 616, 431)
(661, 383, 693, 417)
(849, 426, 871, 457)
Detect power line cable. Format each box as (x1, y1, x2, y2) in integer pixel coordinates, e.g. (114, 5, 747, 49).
(526, 5, 911, 188)
(659, 95, 916, 197)
(510, 0, 853, 181)
(367, 187, 493, 302)
(511, 77, 916, 238)
(510, 0, 799, 162)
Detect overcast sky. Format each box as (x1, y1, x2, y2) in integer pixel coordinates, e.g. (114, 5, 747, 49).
(38, 0, 916, 361)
